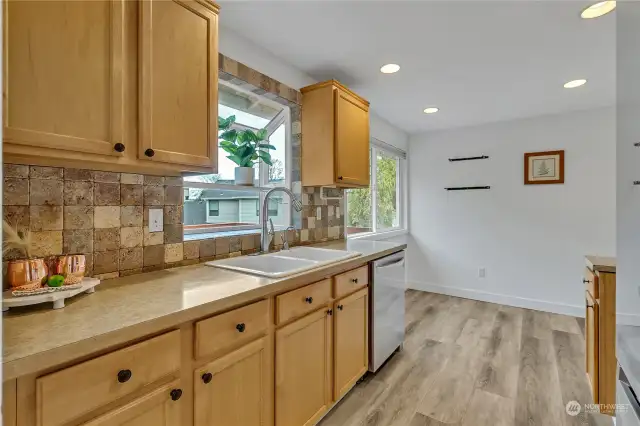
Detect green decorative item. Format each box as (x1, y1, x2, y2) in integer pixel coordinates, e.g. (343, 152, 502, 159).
(47, 275, 65, 288)
(218, 115, 276, 186)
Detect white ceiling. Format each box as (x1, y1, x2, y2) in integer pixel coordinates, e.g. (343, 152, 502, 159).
(218, 1, 615, 134)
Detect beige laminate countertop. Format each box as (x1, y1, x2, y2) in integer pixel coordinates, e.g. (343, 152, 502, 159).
(3, 239, 406, 380)
(585, 255, 617, 274)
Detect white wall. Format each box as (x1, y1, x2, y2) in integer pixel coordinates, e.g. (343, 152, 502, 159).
(219, 27, 409, 151)
(407, 107, 616, 317)
(616, 3, 640, 325)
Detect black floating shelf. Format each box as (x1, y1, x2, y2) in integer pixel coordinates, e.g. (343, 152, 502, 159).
(445, 186, 491, 191)
(634, 142, 640, 147)
(634, 181, 640, 186)
(449, 155, 489, 162)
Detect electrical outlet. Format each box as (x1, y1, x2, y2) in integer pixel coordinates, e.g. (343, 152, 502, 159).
(316, 207, 322, 220)
(149, 208, 163, 232)
(478, 268, 486, 278)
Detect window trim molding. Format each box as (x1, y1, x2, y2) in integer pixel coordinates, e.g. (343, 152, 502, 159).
(346, 143, 407, 238)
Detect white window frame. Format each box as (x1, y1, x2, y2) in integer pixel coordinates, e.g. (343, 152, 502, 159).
(183, 81, 292, 237)
(347, 142, 407, 239)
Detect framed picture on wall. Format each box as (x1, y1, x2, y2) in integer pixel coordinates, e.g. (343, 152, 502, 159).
(524, 150, 565, 185)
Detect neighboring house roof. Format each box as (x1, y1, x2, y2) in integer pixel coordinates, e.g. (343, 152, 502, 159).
(184, 179, 286, 201)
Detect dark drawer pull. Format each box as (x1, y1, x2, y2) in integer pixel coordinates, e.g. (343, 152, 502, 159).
(236, 323, 246, 333)
(117, 369, 132, 383)
(327, 309, 333, 316)
(113, 143, 125, 152)
(170, 389, 182, 401)
(351, 278, 359, 283)
(202, 372, 213, 384)
(583, 279, 592, 284)
(337, 305, 344, 311)
(337, 176, 343, 180)
(145, 148, 155, 157)
(305, 297, 313, 304)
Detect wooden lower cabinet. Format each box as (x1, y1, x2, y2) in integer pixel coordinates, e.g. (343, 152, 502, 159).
(194, 337, 272, 426)
(586, 290, 599, 402)
(334, 288, 369, 400)
(82, 381, 182, 426)
(275, 308, 333, 426)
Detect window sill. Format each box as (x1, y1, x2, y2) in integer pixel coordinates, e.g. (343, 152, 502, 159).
(347, 228, 408, 241)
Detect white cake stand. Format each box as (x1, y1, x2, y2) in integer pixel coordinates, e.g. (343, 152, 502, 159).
(2, 278, 101, 311)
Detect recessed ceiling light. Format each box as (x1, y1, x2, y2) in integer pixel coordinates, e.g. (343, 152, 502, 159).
(423, 107, 439, 114)
(581, 1, 616, 19)
(564, 79, 587, 88)
(380, 64, 400, 74)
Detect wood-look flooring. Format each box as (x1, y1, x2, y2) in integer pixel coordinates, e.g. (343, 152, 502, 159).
(319, 290, 612, 426)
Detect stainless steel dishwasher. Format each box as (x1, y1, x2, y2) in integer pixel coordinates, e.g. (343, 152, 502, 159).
(369, 250, 406, 372)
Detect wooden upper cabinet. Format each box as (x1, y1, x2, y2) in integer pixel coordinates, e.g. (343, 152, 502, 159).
(81, 381, 182, 426)
(139, 0, 219, 169)
(301, 80, 370, 188)
(334, 288, 368, 400)
(3, 0, 125, 156)
(275, 308, 333, 426)
(194, 337, 272, 426)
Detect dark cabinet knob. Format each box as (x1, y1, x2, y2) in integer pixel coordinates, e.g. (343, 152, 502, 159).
(351, 278, 359, 283)
(583, 279, 591, 284)
(113, 143, 125, 152)
(170, 389, 182, 401)
(327, 309, 333, 315)
(117, 369, 132, 383)
(145, 148, 155, 157)
(305, 296, 313, 304)
(337, 176, 343, 180)
(236, 323, 246, 333)
(202, 372, 213, 384)
(337, 305, 344, 311)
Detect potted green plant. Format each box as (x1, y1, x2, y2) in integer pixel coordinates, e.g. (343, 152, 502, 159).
(218, 115, 276, 186)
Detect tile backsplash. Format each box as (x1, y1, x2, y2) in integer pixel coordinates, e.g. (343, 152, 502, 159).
(3, 163, 345, 285)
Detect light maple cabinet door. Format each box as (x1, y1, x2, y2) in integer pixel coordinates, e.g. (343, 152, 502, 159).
(275, 308, 332, 426)
(586, 291, 599, 403)
(334, 288, 369, 400)
(139, 0, 218, 169)
(194, 337, 272, 426)
(3, 0, 125, 156)
(81, 381, 182, 426)
(334, 89, 370, 187)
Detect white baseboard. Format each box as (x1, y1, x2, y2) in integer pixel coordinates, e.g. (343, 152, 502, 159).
(408, 281, 640, 325)
(407, 281, 585, 317)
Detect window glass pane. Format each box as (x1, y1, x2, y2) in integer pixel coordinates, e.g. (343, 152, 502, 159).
(346, 188, 372, 235)
(268, 123, 286, 185)
(376, 151, 399, 230)
(184, 188, 261, 235)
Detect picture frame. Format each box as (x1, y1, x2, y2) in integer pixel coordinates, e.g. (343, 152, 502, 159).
(524, 150, 565, 185)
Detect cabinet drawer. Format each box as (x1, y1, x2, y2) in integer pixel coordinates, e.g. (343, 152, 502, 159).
(36, 330, 180, 426)
(276, 279, 332, 324)
(585, 267, 598, 299)
(195, 299, 270, 359)
(334, 266, 369, 298)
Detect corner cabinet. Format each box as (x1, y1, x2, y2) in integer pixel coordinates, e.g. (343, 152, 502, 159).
(301, 80, 370, 188)
(139, 0, 218, 169)
(3, 0, 126, 157)
(2, 0, 219, 174)
(584, 265, 616, 416)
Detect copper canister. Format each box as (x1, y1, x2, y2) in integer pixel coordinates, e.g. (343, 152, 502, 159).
(53, 254, 86, 285)
(6, 258, 48, 290)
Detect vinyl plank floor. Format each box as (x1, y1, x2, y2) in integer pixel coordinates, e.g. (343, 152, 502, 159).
(318, 291, 603, 426)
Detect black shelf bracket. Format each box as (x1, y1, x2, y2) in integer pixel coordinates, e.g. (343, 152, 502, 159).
(448, 155, 489, 162)
(445, 186, 491, 191)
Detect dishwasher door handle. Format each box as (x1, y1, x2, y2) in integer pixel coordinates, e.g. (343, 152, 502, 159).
(376, 257, 405, 269)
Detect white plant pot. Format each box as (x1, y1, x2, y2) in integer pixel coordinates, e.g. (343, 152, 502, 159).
(234, 167, 254, 186)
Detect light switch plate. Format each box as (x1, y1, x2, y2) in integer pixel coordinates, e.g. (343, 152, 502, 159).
(149, 208, 163, 232)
